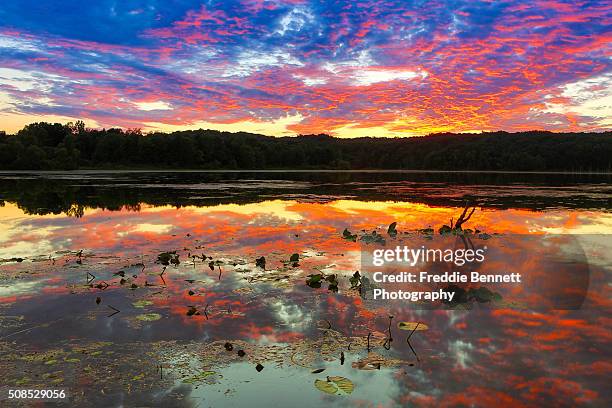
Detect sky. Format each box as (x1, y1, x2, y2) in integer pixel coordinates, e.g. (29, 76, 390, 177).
(0, 0, 610, 137)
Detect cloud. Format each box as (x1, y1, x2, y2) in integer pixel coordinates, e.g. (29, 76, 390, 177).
(542, 74, 612, 127)
(351, 68, 427, 86)
(275, 6, 316, 35)
(134, 101, 173, 111)
(0, 0, 610, 135)
(223, 49, 304, 77)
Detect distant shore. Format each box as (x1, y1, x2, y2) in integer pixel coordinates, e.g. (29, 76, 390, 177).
(1, 122, 611, 172)
(1, 169, 611, 175)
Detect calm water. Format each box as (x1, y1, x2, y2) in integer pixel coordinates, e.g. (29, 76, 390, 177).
(0, 172, 610, 407)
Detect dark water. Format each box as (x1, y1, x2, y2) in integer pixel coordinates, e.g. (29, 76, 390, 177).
(0, 172, 610, 407)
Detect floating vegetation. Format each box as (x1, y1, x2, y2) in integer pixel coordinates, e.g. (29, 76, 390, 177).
(349, 271, 361, 290)
(157, 251, 180, 266)
(255, 256, 266, 269)
(186, 306, 199, 316)
(286, 253, 300, 267)
(0, 339, 170, 403)
(0, 257, 24, 263)
(306, 274, 323, 288)
(342, 228, 357, 242)
(148, 320, 417, 389)
(182, 370, 217, 384)
(306, 273, 339, 292)
(135, 313, 162, 321)
(326, 274, 339, 292)
(133, 300, 154, 308)
(397, 322, 429, 331)
(360, 231, 386, 245)
(0, 222, 453, 403)
(314, 376, 354, 395)
(418, 227, 434, 235)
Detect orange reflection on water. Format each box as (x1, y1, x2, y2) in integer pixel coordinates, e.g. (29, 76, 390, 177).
(1, 200, 612, 260)
(0, 198, 610, 407)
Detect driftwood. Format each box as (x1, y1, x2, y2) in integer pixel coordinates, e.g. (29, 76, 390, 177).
(441, 203, 476, 234)
(449, 203, 476, 230)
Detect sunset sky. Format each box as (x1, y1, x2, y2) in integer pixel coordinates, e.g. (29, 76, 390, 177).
(0, 0, 610, 137)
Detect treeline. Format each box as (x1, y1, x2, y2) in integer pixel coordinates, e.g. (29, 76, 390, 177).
(0, 121, 611, 171)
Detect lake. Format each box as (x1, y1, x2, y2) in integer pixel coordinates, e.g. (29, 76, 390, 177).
(0, 171, 610, 407)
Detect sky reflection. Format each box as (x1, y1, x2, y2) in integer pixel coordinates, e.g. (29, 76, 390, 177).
(0, 195, 610, 406)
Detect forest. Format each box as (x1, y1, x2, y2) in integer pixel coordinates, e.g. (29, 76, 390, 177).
(0, 121, 610, 171)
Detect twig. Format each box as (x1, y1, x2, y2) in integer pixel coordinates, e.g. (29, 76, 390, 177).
(406, 321, 420, 362)
(86, 272, 96, 284)
(383, 315, 394, 350)
(107, 305, 120, 318)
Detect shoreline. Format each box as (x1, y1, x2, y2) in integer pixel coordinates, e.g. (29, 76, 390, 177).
(1, 169, 611, 175)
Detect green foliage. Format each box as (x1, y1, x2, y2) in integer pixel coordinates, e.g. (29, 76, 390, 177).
(0, 123, 610, 171)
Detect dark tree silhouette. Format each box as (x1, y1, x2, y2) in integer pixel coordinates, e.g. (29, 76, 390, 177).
(0, 122, 610, 172)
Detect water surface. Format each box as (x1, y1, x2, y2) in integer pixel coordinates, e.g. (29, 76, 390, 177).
(0, 172, 610, 407)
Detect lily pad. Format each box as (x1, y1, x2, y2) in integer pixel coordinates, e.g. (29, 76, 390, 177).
(360, 231, 385, 245)
(439, 225, 453, 235)
(349, 271, 361, 289)
(135, 313, 162, 321)
(342, 228, 357, 242)
(314, 376, 354, 395)
(306, 274, 323, 288)
(157, 251, 179, 266)
(329, 376, 354, 394)
(64, 358, 80, 363)
(132, 300, 153, 308)
(397, 322, 428, 331)
(314, 379, 337, 394)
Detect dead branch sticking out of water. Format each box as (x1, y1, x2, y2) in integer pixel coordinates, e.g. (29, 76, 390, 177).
(454, 203, 476, 230)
